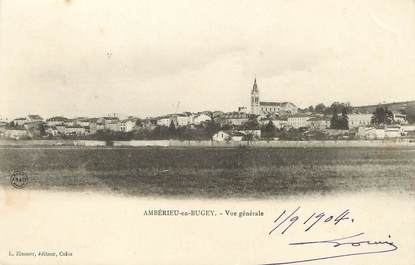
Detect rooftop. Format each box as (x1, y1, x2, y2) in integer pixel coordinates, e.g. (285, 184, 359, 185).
(260, 101, 297, 107)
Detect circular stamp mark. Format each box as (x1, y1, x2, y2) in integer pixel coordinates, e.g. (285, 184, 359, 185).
(10, 170, 28, 189)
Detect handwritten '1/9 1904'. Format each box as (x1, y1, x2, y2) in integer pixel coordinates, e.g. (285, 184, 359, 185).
(269, 206, 353, 235)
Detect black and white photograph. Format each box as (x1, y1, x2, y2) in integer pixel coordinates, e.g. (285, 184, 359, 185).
(0, 0, 414, 264)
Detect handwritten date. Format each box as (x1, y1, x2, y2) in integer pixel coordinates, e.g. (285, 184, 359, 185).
(269, 206, 353, 235)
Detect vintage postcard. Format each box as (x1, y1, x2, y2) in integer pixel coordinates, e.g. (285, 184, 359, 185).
(0, 0, 414, 264)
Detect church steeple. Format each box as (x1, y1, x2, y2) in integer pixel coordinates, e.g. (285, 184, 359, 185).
(252, 78, 259, 93)
(250, 78, 260, 115)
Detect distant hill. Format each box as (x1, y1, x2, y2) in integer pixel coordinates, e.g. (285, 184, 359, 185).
(352, 100, 415, 123)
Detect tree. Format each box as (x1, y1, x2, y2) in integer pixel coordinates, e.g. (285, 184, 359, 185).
(330, 109, 339, 129)
(261, 120, 276, 139)
(308, 105, 314, 112)
(371, 106, 394, 125)
(340, 108, 349, 130)
(243, 116, 260, 130)
(206, 112, 220, 138)
(168, 120, 177, 138)
(315, 103, 326, 113)
(328, 102, 352, 115)
(331, 107, 349, 130)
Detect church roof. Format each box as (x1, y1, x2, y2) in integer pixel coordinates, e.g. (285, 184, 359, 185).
(260, 101, 296, 107)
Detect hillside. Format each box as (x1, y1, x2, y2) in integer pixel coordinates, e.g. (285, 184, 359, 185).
(352, 100, 415, 123)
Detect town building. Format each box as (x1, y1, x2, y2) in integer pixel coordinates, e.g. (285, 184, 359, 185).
(45, 126, 59, 136)
(212, 130, 261, 141)
(174, 114, 193, 127)
(26, 115, 43, 123)
(157, 116, 172, 127)
(356, 126, 404, 140)
(55, 124, 66, 134)
(239, 129, 261, 139)
(271, 118, 289, 129)
(193, 113, 211, 125)
(385, 126, 402, 138)
(120, 119, 138, 132)
(212, 130, 245, 142)
(392, 112, 407, 124)
(105, 121, 121, 132)
(99, 117, 120, 125)
(64, 119, 76, 127)
(76, 118, 92, 127)
(216, 112, 250, 127)
(250, 79, 298, 115)
(96, 123, 105, 131)
(287, 114, 311, 129)
(4, 129, 29, 139)
(64, 126, 87, 136)
(140, 118, 158, 130)
(308, 117, 330, 130)
(401, 124, 415, 133)
(348, 113, 372, 128)
(13, 118, 27, 126)
(46, 116, 68, 127)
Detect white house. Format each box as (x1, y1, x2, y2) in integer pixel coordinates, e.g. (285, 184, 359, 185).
(385, 126, 402, 138)
(140, 118, 158, 130)
(175, 114, 193, 127)
(77, 119, 92, 127)
(239, 130, 261, 139)
(120, 119, 137, 132)
(64, 119, 76, 127)
(99, 117, 120, 125)
(217, 112, 250, 127)
(45, 126, 59, 136)
(46, 116, 68, 127)
(4, 129, 29, 139)
(401, 125, 415, 133)
(64, 126, 86, 135)
(55, 124, 66, 134)
(348, 113, 372, 128)
(308, 117, 330, 130)
(357, 127, 385, 139)
(105, 121, 121, 132)
(193, 114, 211, 125)
(157, 116, 172, 127)
(212, 130, 245, 142)
(96, 123, 105, 131)
(287, 114, 311, 129)
(13, 118, 27, 126)
(392, 112, 407, 124)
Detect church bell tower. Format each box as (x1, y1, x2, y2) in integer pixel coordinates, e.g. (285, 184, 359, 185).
(250, 78, 260, 115)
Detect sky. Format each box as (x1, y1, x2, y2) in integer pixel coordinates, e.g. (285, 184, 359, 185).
(0, 0, 414, 119)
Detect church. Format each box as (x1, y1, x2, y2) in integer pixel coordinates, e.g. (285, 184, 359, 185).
(250, 78, 298, 115)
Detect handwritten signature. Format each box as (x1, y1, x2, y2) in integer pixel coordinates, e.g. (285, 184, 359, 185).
(263, 232, 397, 265)
(265, 207, 398, 264)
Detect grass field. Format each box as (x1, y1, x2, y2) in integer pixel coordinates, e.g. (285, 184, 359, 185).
(0, 146, 414, 198)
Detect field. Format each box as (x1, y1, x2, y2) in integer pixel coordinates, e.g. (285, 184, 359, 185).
(0, 146, 414, 198)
